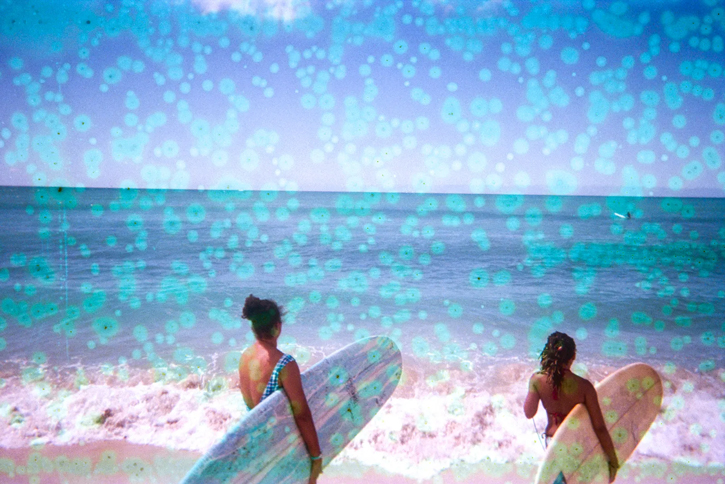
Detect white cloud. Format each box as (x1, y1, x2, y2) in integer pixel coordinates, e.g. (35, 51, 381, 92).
(191, 0, 312, 21)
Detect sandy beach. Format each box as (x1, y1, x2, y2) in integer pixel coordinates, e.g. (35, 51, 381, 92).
(1, 440, 723, 484)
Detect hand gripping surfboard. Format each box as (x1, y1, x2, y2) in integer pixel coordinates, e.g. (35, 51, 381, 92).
(181, 336, 402, 484)
(535, 363, 662, 484)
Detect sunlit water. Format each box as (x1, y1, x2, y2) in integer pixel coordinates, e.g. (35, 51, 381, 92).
(2, 0, 725, 481)
(0, 187, 723, 482)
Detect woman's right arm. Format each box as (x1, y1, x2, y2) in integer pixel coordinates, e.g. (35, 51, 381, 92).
(280, 360, 323, 484)
(523, 374, 540, 419)
(583, 381, 619, 483)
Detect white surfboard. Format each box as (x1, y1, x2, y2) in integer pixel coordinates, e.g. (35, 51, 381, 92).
(535, 363, 663, 484)
(180, 336, 402, 484)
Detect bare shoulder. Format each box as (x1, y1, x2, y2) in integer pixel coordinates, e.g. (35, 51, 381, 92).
(528, 371, 545, 389)
(239, 346, 256, 367)
(279, 358, 304, 400)
(240, 346, 252, 360)
(577, 375, 596, 395)
(280, 357, 301, 379)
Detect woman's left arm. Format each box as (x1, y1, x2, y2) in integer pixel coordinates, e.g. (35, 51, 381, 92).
(280, 360, 323, 484)
(279, 360, 322, 455)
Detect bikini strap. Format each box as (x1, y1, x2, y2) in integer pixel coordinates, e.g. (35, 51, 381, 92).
(549, 411, 566, 425)
(260, 354, 295, 401)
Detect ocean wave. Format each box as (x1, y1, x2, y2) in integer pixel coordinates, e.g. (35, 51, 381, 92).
(336, 358, 725, 480)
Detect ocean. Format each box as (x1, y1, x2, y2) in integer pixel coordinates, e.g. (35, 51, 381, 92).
(0, 186, 723, 483)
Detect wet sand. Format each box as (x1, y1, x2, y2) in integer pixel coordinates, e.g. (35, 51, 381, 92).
(0, 442, 200, 484)
(321, 458, 725, 484)
(1, 441, 723, 484)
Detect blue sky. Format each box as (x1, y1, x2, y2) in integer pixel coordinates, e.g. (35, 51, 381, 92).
(1, 0, 724, 195)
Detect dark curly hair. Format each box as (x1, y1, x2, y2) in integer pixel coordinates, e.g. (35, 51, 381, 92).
(242, 294, 282, 339)
(539, 332, 576, 391)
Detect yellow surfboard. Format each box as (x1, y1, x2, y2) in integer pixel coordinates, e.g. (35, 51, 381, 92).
(535, 363, 663, 484)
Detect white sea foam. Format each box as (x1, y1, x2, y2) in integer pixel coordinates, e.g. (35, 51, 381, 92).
(1, 356, 722, 481)
(335, 360, 725, 480)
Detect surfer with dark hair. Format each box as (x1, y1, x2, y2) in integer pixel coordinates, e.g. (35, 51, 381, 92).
(524, 332, 620, 483)
(239, 294, 323, 484)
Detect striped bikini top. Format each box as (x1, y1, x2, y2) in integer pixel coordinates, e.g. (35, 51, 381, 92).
(260, 353, 295, 402)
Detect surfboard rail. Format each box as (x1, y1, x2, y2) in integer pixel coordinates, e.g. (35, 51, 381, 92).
(534, 362, 663, 484)
(181, 335, 402, 484)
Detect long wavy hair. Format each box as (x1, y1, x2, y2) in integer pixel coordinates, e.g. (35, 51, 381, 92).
(539, 332, 576, 391)
(242, 294, 282, 340)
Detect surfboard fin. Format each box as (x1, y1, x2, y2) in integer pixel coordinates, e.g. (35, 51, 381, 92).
(553, 471, 567, 484)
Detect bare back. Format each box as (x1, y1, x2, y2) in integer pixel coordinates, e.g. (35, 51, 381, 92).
(527, 370, 593, 437)
(238, 343, 285, 409)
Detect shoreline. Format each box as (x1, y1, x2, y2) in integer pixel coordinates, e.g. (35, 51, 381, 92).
(1, 359, 723, 460)
(1, 355, 723, 483)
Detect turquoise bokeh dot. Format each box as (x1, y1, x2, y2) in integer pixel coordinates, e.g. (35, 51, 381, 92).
(493, 271, 511, 286)
(448, 304, 463, 318)
(579, 302, 597, 320)
(498, 333, 514, 349)
(469, 268, 489, 288)
(560, 224, 574, 238)
(537, 294, 553, 308)
(133, 325, 148, 342)
(93, 317, 119, 340)
(499, 299, 515, 316)
(602, 340, 627, 358)
(561, 47, 579, 64)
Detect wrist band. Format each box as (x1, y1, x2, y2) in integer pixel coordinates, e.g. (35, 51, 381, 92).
(310, 454, 322, 461)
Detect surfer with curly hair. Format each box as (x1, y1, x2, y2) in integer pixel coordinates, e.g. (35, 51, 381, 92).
(239, 294, 323, 484)
(524, 332, 619, 483)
